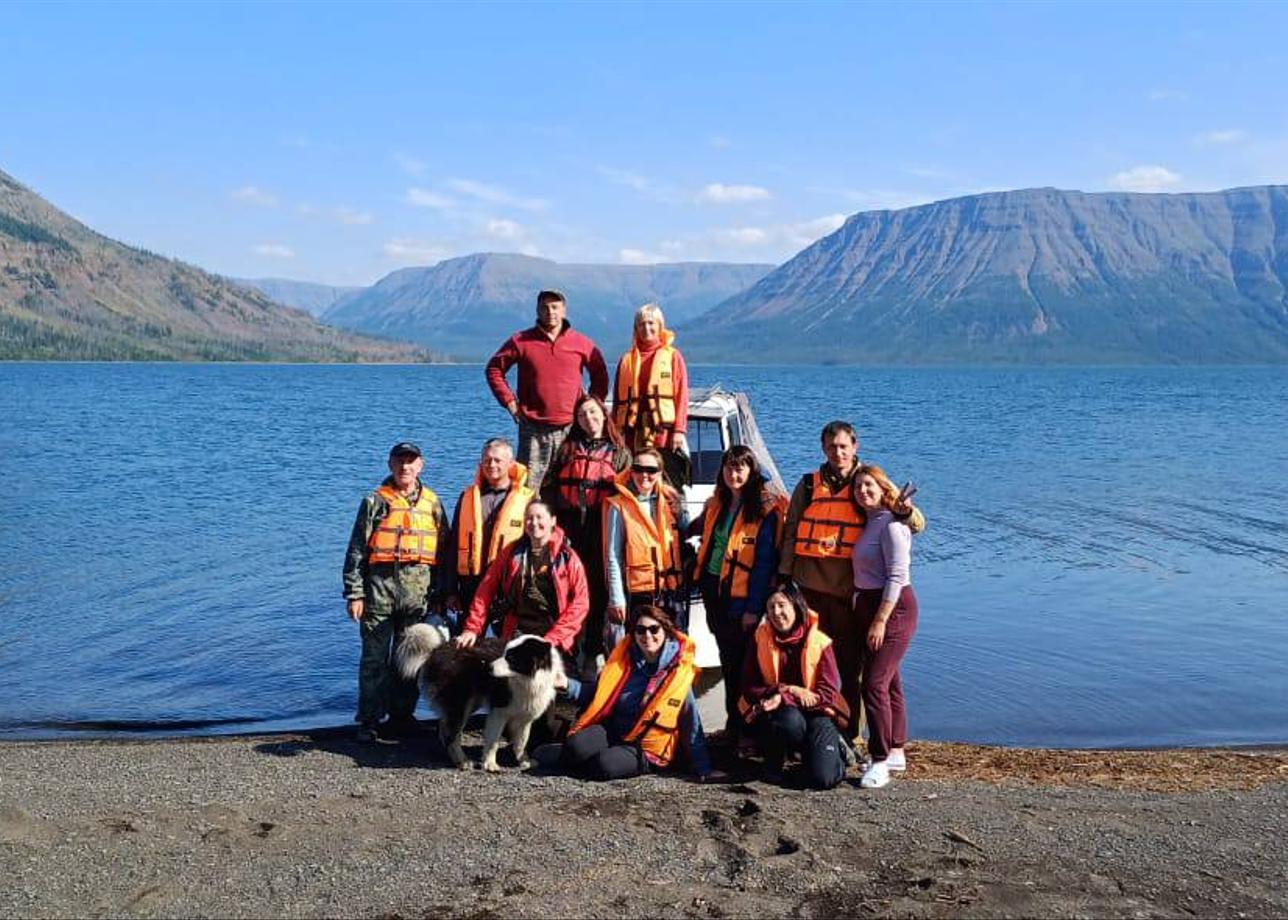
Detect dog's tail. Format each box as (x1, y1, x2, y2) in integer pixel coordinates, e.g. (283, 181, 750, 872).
(395, 622, 447, 680)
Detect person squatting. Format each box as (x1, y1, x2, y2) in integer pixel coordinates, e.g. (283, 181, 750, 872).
(343, 291, 925, 789)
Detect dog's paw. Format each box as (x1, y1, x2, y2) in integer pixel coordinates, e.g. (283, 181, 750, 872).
(456, 760, 473, 771)
(517, 758, 532, 771)
(482, 760, 502, 773)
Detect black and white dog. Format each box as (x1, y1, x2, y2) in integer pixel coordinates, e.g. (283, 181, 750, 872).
(395, 624, 564, 772)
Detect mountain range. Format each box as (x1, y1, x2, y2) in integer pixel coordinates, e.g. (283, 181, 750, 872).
(321, 253, 774, 358)
(8, 168, 1288, 364)
(0, 169, 427, 362)
(682, 185, 1288, 363)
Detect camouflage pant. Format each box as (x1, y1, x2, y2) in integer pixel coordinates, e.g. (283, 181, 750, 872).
(356, 605, 424, 726)
(516, 418, 569, 493)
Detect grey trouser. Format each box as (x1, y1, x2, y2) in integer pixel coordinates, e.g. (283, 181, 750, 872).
(516, 418, 570, 490)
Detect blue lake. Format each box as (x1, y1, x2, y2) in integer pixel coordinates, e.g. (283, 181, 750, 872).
(2, 362, 1286, 748)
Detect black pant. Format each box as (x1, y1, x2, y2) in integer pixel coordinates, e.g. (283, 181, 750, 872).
(699, 572, 754, 736)
(756, 707, 846, 790)
(559, 723, 649, 781)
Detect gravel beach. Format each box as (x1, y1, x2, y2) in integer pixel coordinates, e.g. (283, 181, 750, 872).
(2, 730, 1286, 918)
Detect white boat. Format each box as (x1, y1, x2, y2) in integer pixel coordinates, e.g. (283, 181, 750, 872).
(678, 386, 785, 668)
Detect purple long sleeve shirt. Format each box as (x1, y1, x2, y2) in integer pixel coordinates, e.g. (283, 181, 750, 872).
(850, 510, 912, 604)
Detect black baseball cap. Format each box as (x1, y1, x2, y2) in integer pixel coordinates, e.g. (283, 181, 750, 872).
(388, 441, 423, 459)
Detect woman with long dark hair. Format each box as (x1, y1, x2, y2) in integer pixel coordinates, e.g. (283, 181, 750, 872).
(690, 445, 786, 739)
(541, 394, 631, 673)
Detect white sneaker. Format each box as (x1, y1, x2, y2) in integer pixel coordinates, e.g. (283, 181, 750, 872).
(860, 760, 890, 789)
(886, 751, 906, 772)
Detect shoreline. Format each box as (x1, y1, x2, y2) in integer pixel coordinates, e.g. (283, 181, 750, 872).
(3, 730, 1285, 918)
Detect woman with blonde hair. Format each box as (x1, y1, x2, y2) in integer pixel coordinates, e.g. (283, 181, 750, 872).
(612, 303, 690, 486)
(850, 463, 919, 789)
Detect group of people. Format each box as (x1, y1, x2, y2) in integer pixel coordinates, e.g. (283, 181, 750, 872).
(342, 290, 923, 790)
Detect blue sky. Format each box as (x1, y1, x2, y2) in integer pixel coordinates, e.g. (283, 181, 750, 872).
(2, 1, 1286, 286)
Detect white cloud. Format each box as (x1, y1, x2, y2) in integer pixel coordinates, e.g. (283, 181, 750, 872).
(393, 151, 428, 176)
(717, 226, 770, 246)
(446, 177, 548, 211)
(697, 183, 772, 204)
(597, 166, 651, 193)
(334, 207, 374, 226)
(253, 243, 295, 258)
(406, 187, 456, 209)
(483, 218, 525, 241)
(296, 203, 319, 216)
(783, 214, 847, 247)
(1195, 129, 1247, 145)
(619, 247, 669, 265)
(382, 238, 451, 264)
(1108, 165, 1182, 192)
(232, 185, 279, 207)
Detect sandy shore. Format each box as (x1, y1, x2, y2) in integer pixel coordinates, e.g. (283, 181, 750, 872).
(2, 729, 1287, 918)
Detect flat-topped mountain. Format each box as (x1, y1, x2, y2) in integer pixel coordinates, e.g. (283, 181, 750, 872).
(323, 253, 774, 358)
(0, 169, 427, 362)
(682, 186, 1288, 363)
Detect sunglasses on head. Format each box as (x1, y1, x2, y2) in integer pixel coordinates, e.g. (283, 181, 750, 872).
(633, 623, 664, 636)
(631, 464, 661, 474)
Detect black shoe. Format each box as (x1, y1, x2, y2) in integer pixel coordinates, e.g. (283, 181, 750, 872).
(355, 724, 379, 743)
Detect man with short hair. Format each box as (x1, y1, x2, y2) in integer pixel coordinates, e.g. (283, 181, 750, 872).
(485, 290, 609, 487)
(443, 437, 535, 621)
(778, 421, 924, 750)
(342, 442, 450, 742)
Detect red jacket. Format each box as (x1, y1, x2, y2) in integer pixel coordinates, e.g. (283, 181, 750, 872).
(463, 526, 589, 653)
(486, 321, 609, 426)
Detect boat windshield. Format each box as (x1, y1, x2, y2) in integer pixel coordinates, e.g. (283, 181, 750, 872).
(687, 416, 725, 484)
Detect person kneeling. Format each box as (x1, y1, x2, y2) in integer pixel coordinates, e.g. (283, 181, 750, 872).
(739, 585, 850, 790)
(546, 605, 714, 781)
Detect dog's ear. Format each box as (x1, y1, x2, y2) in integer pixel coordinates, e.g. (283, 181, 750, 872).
(491, 656, 513, 678)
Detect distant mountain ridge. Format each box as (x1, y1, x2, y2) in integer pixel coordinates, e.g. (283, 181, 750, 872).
(233, 277, 361, 317)
(682, 186, 1288, 363)
(0, 168, 427, 362)
(323, 253, 774, 358)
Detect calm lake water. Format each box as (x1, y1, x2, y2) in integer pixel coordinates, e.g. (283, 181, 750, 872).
(2, 363, 1286, 748)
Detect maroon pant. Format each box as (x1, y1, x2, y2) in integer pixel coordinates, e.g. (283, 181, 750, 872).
(854, 586, 918, 762)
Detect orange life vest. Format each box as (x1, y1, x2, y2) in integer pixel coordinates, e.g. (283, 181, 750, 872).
(792, 471, 865, 560)
(455, 463, 533, 577)
(603, 475, 683, 596)
(694, 491, 788, 599)
(570, 631, 698, 768)
(552, 441, 619, 513)
(613, 335, 678, 444)
(368, 484, 441, 565)
(738, 610, 848, 725)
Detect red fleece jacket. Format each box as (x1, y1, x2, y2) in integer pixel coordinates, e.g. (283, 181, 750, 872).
(486, 322, 609, 426)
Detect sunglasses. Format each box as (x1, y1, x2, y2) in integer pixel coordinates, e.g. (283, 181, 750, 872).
(631, 464, 661, 475)
(633, 623, 664, 637)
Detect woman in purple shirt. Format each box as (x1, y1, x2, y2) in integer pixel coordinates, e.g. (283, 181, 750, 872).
(850, 464, 918, 789)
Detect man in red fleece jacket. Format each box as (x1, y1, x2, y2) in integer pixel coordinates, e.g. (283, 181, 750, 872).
(486, 289, 609, 487)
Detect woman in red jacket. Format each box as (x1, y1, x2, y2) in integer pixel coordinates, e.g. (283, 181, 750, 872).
(456, 502, 589, 658)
